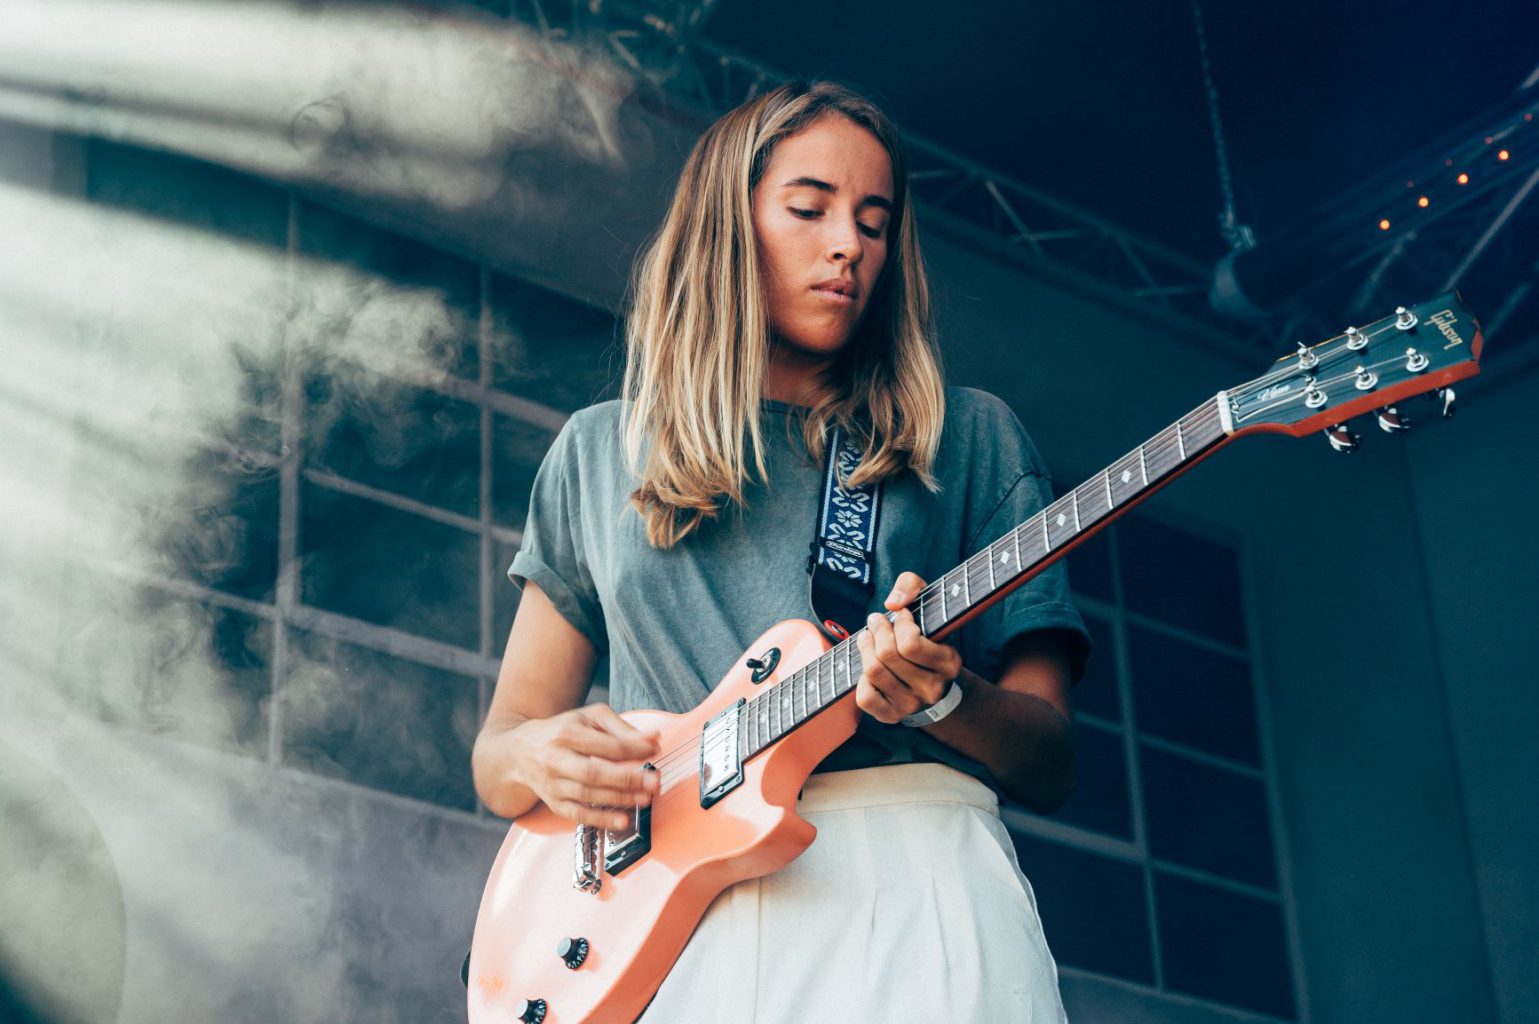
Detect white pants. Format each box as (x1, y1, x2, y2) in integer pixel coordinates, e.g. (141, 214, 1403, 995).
(639, 762, 1069, 1023)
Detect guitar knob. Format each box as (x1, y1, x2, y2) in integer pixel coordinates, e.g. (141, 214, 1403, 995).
(1324, 424, 1360, 453)
(557, 936, 590, 970)
(1396, 305, 1419, 330)
(1376, 406, 1410, 433)
(514, 998, 548, 1023)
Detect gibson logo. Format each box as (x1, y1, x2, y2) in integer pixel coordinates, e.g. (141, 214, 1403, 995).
(1430, 309, 1463, 349)
(1256, 383, 1292, 401)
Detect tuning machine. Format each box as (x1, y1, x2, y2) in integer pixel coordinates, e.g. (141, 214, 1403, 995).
(1376, 406, 1410, 433)
(1435, 387, 1457, 418)
(1324, 423, 1361, 453)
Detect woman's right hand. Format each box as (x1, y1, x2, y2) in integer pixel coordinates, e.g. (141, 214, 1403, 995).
(504, 705, 660, 830)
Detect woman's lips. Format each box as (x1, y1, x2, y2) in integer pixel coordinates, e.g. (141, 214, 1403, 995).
(811, 284, 856, 305)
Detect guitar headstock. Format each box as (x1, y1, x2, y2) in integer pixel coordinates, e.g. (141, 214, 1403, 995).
(1226, 293, 1483, 447)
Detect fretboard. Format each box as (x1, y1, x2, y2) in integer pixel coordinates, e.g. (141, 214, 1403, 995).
(736, 393, 1232, 760)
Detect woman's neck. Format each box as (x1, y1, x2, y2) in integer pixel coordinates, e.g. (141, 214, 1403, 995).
(763, 344, 835, 408)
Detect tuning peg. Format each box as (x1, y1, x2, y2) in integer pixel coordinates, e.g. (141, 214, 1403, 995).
(1324, 423, 1361, 453)
(1437, 386, 1456, 418)
(1376, 406, 1410, 433)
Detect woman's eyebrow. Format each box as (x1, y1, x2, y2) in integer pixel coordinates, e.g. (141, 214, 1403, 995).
(780, 176, 894, 213)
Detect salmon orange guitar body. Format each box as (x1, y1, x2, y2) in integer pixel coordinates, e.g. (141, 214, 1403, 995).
(469, 618, 853, 1024)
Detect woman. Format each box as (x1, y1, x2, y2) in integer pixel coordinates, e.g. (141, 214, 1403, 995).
(472, 81, 1090, 1021)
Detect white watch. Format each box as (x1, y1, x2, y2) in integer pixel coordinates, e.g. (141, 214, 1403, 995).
(899, 680, 963, 727)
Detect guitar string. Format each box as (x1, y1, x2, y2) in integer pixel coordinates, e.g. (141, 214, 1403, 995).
(1230, 321, 1399, 393)
(640, 398, 1225, 785)
(591, 325, 1445, 817)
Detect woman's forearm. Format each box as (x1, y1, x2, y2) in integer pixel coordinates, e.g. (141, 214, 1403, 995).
(921, 667, 1076, 813)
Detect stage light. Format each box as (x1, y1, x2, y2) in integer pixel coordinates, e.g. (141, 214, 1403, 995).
(1379, 218, 1391, 230)
(1417, 196, 1429, 208)
(1457, 173, 1470, 185)
(1498, 149, 1511, 161)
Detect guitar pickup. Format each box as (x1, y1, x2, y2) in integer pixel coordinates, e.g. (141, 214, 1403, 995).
(603, 763, 656, 876)
(698, 699, 745, 809)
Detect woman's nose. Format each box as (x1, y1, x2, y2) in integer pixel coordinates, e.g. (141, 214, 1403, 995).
(826, 217, 863, 263)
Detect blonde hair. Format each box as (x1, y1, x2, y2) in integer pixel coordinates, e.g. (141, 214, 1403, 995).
(622, 81, 946, 549)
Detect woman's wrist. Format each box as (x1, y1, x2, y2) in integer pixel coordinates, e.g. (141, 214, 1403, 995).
(898, 678, 963, 727)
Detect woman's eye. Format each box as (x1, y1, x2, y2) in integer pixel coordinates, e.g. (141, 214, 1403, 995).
(789, 207, 819, 219)
(859, 223, 885, 239)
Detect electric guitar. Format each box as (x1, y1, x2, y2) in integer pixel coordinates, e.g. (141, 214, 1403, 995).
(468, 294, 1483, 1024)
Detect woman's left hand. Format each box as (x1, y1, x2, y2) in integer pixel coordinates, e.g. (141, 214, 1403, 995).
(855, 571, 964, 724)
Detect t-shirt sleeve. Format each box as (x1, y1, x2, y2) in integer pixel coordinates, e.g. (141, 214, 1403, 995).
(507, 415, 609, 653)
(955, 393, 1092, 683)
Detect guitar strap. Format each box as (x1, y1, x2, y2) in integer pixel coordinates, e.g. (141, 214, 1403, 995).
(806, 424, 883, 641)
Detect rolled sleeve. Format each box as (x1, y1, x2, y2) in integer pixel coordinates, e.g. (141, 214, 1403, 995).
(507, 417, 608, 654)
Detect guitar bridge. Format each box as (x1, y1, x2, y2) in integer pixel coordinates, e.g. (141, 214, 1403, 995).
(699, 699, 745, 809)
(572, 824, 601, 894)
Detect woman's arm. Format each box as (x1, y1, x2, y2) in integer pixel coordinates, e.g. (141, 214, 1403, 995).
(472, 580, 659, 828)
(856, 572, 1076, 813)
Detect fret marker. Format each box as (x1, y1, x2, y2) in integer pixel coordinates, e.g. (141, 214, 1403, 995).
(951, 583, 960, 597)
(1000, 550, 1011, 564)
(1056, 513, 1067, 527)
(1120, 469, 1132, 484)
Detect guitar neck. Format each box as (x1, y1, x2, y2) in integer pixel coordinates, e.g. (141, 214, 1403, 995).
(737, 393, 1234, 759)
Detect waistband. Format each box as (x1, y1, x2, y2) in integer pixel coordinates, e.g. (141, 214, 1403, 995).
(796, 762, 1000, 815)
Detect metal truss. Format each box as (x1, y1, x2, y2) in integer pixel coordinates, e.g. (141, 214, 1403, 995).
(498, 0, 1219, 327)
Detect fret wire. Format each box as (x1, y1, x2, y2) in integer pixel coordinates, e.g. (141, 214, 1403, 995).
(1012, 522, 1022, 574)
(840, 643, 853, 695)
(748, 698, 757, 752)
(918, 594, 928, 635)
(1042, 509, 1051, 552)
(985, 545, 997, 591)
(792, 670, 802, 724)
(1175, 419, 1186, 459)
(939, 572, 949, 621)
(1072, 488, 1081, 531)
(772, 683, 781, 737)
(1138, 444, 1148, 485)
(1103, 468, 1113, 507)
(961, 564, 971, 608)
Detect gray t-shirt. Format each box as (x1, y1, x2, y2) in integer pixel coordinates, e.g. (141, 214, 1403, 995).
(509, 386, 1090, 785)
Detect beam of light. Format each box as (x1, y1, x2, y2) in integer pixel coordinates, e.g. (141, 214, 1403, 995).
(0, 173, 498, 1020)
(1, 0, 635, 210)
(0, 0, 698, 307)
